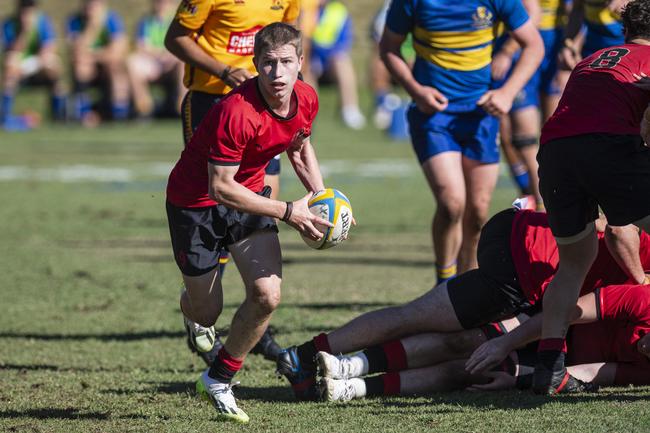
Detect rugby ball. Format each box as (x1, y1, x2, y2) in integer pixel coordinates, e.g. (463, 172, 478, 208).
(301, 189, 353, 250)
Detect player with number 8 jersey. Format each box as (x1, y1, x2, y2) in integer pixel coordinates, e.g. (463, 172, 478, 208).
(533, 0, 650, 396)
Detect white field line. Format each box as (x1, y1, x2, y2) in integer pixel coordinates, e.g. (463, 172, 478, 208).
(0, 160, 512, 183)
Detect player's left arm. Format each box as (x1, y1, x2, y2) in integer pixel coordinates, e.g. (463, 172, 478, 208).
(479, 19, 543, 116)
(286, 136, 325, 193)
(466, 293, 598, 374)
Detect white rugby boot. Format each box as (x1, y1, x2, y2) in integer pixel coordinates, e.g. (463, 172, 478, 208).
(184, 316, 217, 353)
(320, 377, 365, 402)
(196, 370, 249, 423)
(317, 351, 368, 379)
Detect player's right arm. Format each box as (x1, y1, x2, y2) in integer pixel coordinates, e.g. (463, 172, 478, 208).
(164, 0, 252, 88)
(208, 163, 330, 241)
(465, 293, 599, 374)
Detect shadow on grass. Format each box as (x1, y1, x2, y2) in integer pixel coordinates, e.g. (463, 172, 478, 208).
(377, 389, 650, 412)
(0, 330, 184, 342)
(0, 408, 147, 420)
(101, 382, 297, 404)
(127, 254, 432, 268)
(0, 363, 185, 374)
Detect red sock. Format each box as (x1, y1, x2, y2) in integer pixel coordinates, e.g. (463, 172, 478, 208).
(382, 372, 401, 395)
(313, 332, 332, 353)
(208, 347, 245, 382)
(382, 340, 408, 372)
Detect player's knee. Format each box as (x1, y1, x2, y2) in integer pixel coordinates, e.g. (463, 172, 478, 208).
(436, 198, 464, 224)
(248, 279, 282, 315)
(442, 331, 478, 356)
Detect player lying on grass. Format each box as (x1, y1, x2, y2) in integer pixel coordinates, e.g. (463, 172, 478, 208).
(315, 283, 650, 401)
(165, 23, 331, 423)
(277, 208, 650, 399)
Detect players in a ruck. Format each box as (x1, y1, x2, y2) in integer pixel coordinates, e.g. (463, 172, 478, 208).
(277, 208, 650, 400)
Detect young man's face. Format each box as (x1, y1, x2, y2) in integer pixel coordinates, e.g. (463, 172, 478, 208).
(255, 44, 303, 102)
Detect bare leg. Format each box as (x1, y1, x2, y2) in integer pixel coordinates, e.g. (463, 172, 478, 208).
(541, 229, 598, 340)
(402, 329, 487, 369)
(459, 158, 499, 272)
(399, 359, 490, 394)
(226, 230, 282, 359)
(330, 53, 365, 129)
(511, 106, 542, 205)
(127, 53, 157, 117)
(326, 282, 463, 354)
(181, 267, 223, 327)
(421, 152, 466, 272)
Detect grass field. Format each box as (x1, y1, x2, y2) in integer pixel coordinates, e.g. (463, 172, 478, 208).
(2, 85, 650, 433)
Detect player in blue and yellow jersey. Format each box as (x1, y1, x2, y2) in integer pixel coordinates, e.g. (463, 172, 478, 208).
(559, 0, 629, 70)
(128, 0, 183, 119)
(380, 0, 544, 282)
(67, 0, 129, 125)
(1, 0, 65, 130)
(164, 0, 299, 363)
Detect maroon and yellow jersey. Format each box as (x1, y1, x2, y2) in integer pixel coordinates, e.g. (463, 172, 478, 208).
(175, 0, 300, 95)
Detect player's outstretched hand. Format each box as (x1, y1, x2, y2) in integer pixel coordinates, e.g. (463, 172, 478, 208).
(466, 371, 515, 392)
(642, 104, 650, 145)
(477, 89, 512, 117)
(413, 85, 448, 114)
(286, 192, 334, 241)
(465, 336, 510, 374)
(224, 68, 254, 88)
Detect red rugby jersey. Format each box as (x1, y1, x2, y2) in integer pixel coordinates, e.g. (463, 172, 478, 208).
(541, 43, 650, 145)
(567, 284, 650, 386)
(509, 210, 650, 305)
(167, 78, 318, 208)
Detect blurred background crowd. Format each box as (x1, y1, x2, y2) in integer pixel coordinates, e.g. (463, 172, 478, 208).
(0, 0, 412, 135)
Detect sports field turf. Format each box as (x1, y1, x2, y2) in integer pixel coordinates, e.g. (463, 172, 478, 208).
(2, 86, 650, 433)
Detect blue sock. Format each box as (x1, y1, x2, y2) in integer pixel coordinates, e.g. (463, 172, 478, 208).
(51, 94, 66, 121)
(509, 163, 531, 195)
(74, 92, 91, 121)
(112, 102, 129, 120)
(1, 93, 15, 124)
(375, 92, 388, 108)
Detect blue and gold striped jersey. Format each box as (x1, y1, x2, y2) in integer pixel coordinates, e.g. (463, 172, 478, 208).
(582, 0, 624, 57)
(539, 0, 569, 31)
(386, 0, 529, 111)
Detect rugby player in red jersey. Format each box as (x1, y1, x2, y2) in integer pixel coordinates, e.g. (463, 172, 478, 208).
(313, 283, 650, 401)
(276, 208, 650, 399)
(165, 23, 330, 423)
(533, 0, 650, 395)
